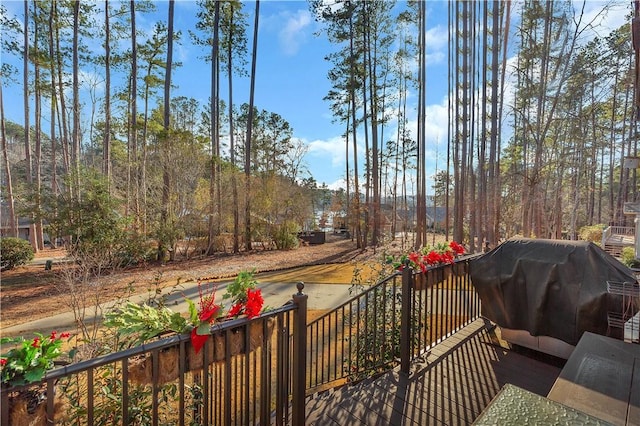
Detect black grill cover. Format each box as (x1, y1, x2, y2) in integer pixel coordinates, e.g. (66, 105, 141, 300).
(470, 238, 637, 345)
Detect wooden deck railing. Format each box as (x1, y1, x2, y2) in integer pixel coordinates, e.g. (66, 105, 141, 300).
(602, 225, 635, 245)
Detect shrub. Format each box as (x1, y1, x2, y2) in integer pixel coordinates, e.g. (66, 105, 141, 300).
(620, 247, 640, 268)
(0, 237, 34, 270)
(115, 232, 156, 267)
(271, 221, 299, 250)
(578, 224, 605, 244)
(43, 169, 132, 269)
(346, 284, 424, 382)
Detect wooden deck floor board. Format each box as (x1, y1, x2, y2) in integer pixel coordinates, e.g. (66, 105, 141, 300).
(370, 369, 477, 424)
(305, 319, 563, 425)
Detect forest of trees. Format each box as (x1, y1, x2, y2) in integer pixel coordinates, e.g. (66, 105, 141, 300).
(0, 1, 638, 262)
(448, 0, 640, 251)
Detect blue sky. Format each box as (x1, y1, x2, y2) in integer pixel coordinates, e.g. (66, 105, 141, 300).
(0, 0, 630, 192)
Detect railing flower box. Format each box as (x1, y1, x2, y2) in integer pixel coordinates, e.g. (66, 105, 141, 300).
(414, 263, 460, 290)
(103, 271, 273, 385)
(5, 385, 64, 426)
(128, 346, 181, 385)
(126, 316, 276, 384)
(188, 317, 276, 371)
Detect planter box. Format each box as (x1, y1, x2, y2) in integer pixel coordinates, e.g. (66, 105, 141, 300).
(7, 387, 64, 426)
(188, 317, 276, 371)
(414, 266, 453, 291)
(128, 347, 180, 385)
(126, 318, 277, 383)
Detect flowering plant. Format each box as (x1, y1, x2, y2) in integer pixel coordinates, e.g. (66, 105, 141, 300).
(223, 270, 264, 319)
(188, 271, 265, 354)
(387, 241, 466, 272)
(187, 280, 223, 354)
(103, 271, 266, 355)
(0, 331, 72, 387)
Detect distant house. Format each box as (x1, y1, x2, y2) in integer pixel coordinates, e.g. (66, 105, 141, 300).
(0, 216, 32, 241)
(0, 203, 50, 247)
(332, 215, 347, 234)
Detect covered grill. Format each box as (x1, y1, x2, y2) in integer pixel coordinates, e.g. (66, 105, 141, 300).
(470, 238, 638, 346)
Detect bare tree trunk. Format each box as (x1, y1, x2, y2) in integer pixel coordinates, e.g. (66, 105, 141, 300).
(360, 6, 370, 249)
(416, 0, 427, 248)
(345, 114, 350, 241)
(348, 10, 362, 249)
(162, 0, 175, 260)
(33, 2, 44, 250)
(129, 0, 140, 229)
(48, 0, 58, 197)
(55, 2, 70, 176)
(487, 0, 500, 247)
(0, 84, 18, 237)
(23, 1, 37, 251)
(228, 8, 239, 254)
(207, 0, 221, 255)
(446, 0, 454, 241)
(454, 0, 469, 244)
(72, 0, 81, 192)
(244, 0, 259, 252)
(104, 1, 112, 186)
(363, 2, 383, 248)
(214, 17, 222, 240)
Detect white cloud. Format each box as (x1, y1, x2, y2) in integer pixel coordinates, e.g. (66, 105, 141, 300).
(426, 25, 449, 53)
(278, 10, 313, 56)
(326, 178, 346, 191)
(426, 51, 446, 65)
(306, 135, 346, 168)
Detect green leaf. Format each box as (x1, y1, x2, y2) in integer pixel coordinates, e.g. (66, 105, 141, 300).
(24, 366, 46, 383)
(168, 312, 188, 333)
(196, 322, 210, 336)
(0, 336, 23, 346)
(187, 298, 198, 324)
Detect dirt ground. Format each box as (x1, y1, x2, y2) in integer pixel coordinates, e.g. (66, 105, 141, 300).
(0, 234, 393, 330)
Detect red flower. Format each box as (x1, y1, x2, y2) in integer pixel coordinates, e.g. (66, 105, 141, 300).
(244, 289, 263, 319)
(449, 241, 466, 255)
(425, 251, 442, 265)
(50, 331, 57, 341)
(227, 302, 243, 318)
(60, 332, 70, 339)
(191, 328, 209, 354)
(31, 338, 40, 348)
(198, 298, 221, 323)
(408, 252, 420, 265)
(0, 358, 6, 367)
(442, 251, 455, 264)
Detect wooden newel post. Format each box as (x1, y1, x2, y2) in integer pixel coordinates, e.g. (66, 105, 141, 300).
(400, 263, 412, 375)
(292, 282, 307, 425)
